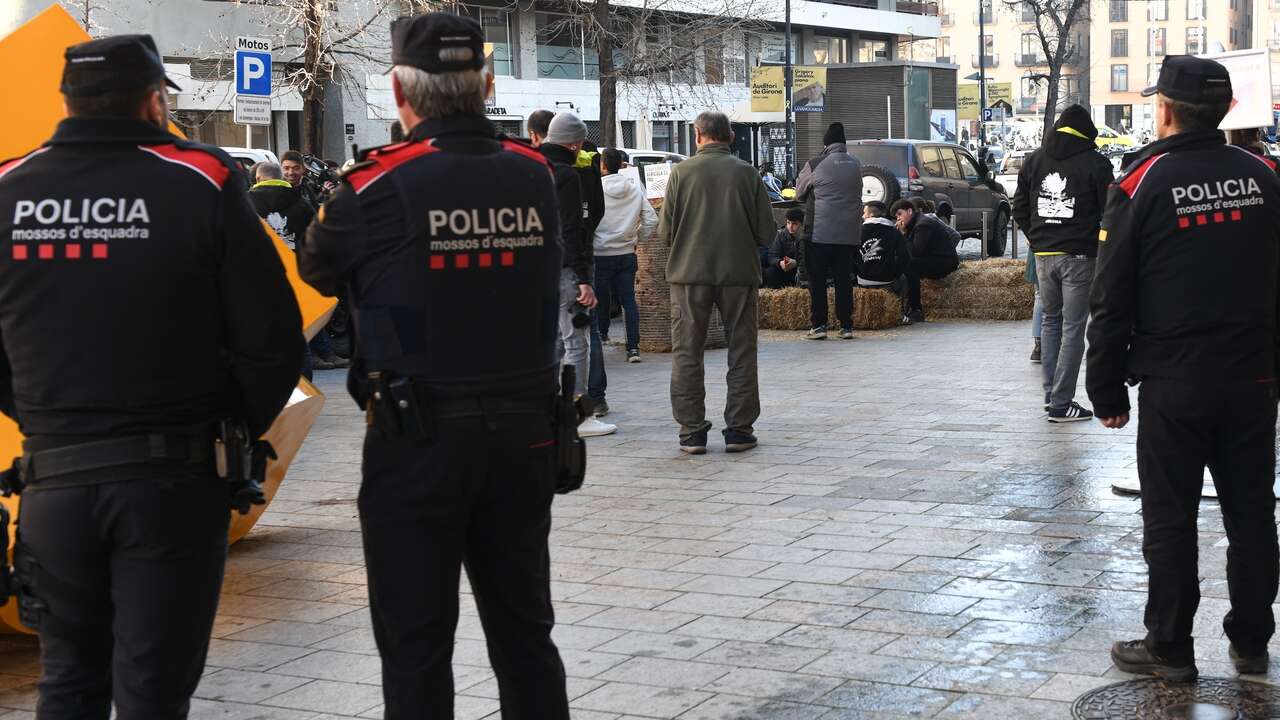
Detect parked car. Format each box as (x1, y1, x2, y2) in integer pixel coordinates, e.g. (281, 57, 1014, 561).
(221, 147, 280, 177)
(995, 150, 1030, 197)
(845, 139, 1012, 257)
(1095, 125, 1136, 150)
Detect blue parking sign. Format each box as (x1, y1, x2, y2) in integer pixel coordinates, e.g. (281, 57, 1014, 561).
(235, 36, 272, 97)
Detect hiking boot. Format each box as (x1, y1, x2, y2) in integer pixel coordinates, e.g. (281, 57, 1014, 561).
(626, 349, 641, 363)
(1048, 402, 1093, 423)
(723, 430, 758, 453)
(592, 399, 610, 418)
(578, 417, 617, 437)
(1230, 644, 1270, 674)
(838, 328, 855, 340)
(1030, 337, 1042, 363)
(680, 431, 708, 455)
(907, 309, 926, 323)
(805, 326, 828, 340)
(1111, 640, 1198, 682)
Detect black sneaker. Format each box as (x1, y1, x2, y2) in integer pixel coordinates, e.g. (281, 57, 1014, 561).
(1230, 644, 1269, 674)
(1048, 402, 1093, 423)
(723, 430, 758, 453)
(907, 309, 926, 323)
(1030, 338, 1042, 364)
(900, 314, 914, 326)
(679, 431, 708, 455)
(1111, 640, 1198, 682)
(838, 328, 855, 340)
(805, 326, 828, 340)
(626, 349, 641, 363)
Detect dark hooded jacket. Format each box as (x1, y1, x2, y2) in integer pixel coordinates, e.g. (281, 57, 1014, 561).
(249, 179, 314, 250)
(1011, 105, 1114, 257)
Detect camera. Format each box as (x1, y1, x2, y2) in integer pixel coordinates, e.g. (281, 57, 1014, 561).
(300, 154, 341, 204)
(568, 302, 591, 328)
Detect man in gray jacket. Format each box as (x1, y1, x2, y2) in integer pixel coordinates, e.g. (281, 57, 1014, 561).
(795, 122, 863, 340)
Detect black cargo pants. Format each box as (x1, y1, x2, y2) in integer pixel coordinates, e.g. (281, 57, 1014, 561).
(360, 412, 569, 719)
(1137, 377, 1279, 660)
(16, 467, 230, 720)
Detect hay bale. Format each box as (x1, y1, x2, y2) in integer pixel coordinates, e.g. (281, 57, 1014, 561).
(919, 259, 1034, 321)
(758, 286, 901, 331)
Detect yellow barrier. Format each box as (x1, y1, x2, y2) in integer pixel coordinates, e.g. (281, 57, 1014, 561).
(0, 6, 336, 633)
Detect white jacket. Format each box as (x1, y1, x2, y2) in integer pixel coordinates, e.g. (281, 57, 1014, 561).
(593, 173, 658, 257)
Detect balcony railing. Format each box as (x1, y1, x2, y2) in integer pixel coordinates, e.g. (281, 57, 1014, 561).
(940, 12, 953, 25)
(972, 53, 999, 67)
(1016, 53, 1047, 67)
(935, 55, 953, 64)
(973, 11, 995, 24)
(896, 1, 939, 15)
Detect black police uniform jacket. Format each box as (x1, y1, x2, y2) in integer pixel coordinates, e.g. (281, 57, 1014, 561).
(298, 114, 563, 403)
(0, 117, 303, 439)
(1011, 121, 1113, 257)
(1086, 129, 1280, 419)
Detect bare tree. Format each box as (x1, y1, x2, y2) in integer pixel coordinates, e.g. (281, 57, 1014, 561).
(1002, 0, 1088, 136)
(554, 0, 772, 147)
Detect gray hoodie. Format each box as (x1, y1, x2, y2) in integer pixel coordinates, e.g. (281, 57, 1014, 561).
(795, 143, 863, 245)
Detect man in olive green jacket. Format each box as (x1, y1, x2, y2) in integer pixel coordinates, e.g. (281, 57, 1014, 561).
(657, 111, 775, 454)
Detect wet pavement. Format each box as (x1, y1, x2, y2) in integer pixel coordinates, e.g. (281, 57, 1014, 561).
(0, 319, 1275, 719)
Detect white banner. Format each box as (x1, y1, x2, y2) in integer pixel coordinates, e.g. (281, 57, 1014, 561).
(1200, 48, 1274, 131)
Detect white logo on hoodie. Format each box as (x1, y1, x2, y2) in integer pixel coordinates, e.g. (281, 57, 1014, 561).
(1037, 172, 1075, 221)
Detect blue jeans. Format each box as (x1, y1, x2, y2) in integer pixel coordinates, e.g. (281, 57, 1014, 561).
(1032, 292, 1043, 339)
(588, 308, 606, 402)
(1036, 254, 1094, 411)
(593, 254, 640, 351)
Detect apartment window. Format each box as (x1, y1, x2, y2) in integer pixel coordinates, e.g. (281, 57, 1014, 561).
(939, 0, 952, 26)
(1187, 0, 1205, 20)
(1111, 29, 1128, 56)
(858, 39, 889, 63)
(457, 5, 513, 76)
(1148, 0, 1167, 22)
(1020, 2, 1035, 22)
(1109, 0, 1127, 22)
(812, 35, 849, 65)
(723, 33, 746, 84)
(1111, 64, 1128, 92)
(1021, 33, 1042, 64)
(755, 32, 799, 65)
(1149, 27, 1166, 56)
(975, 0, 994, 25)
(937, 36, 951, 63)
(536, 13, 596, 80)
(1186, 27, 1205, 54)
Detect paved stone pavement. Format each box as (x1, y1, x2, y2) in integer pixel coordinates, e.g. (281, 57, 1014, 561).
(0, 319, 1273, 719)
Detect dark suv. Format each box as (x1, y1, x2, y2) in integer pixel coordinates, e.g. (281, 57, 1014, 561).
(845, 140, 1012, 256)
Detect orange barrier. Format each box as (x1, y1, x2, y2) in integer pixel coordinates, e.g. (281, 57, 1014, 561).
(0, 6, 336, 633)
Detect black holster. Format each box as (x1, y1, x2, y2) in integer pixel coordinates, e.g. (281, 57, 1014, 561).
(215, 420, 276, 515)
(365, 371, 433, 443)
(554, 365, 588, 494)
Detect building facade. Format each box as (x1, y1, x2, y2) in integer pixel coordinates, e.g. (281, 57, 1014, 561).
(2, 0, 939, 164)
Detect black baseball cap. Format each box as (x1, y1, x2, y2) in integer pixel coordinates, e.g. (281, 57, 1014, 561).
(391, 13, 485, 73)
(1141, 55, 1232, 104)
(61, 34, 181, 97)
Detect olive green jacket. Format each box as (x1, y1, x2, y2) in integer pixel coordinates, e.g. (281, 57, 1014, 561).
(657, 143, 776, 287)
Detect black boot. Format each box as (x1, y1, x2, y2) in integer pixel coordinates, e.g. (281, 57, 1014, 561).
(1111, 640, 1198, 682)
(1230, 644, 1269, 675)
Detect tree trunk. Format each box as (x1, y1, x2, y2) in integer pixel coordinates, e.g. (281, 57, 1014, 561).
(302, 85, 325, 155)
(301, 0, 324, 155)
(1042, 65, 1061, 138)
(594, 0, 617, 147)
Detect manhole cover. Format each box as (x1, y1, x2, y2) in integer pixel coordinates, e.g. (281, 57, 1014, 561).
(1072, 678, 1280, 719)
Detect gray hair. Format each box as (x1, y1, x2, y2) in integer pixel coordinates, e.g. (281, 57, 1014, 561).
(253, 161, 282, 181)
(694, 111, 732, 143)
(393, 48, 489, 120)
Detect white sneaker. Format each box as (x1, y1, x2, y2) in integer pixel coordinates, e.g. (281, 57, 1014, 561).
(578, 417, 618, 437)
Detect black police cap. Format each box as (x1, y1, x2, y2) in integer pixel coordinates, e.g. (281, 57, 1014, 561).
(61, 34, 181, 97)
(1141, 55, 1232, 105)
(391, 12, 485, 74)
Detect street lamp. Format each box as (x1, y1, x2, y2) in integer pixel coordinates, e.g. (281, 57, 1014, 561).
(784, 0, 794, 181)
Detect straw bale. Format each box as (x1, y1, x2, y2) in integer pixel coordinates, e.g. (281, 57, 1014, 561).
(758, 287, 902, 331)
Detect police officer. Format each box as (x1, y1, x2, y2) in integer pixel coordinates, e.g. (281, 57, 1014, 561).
(298, 13, 570, 719)
(0, 35, 303, 718)
(1087, 55, 1280, 682)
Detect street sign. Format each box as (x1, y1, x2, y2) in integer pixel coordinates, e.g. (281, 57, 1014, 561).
(990, 99, 1014, 116)
(234, 36, 272, 97)
(234, 95, 271, 126)
(983, 107, 1005, 122)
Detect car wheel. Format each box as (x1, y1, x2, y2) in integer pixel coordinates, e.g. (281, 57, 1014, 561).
(986, 206, 1009, 257)
(861, 164, 900, 206)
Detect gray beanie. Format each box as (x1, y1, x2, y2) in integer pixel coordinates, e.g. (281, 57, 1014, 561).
(546, 112, 588, 145)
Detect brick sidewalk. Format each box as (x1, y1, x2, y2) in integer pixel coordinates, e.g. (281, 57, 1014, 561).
(0, 320, 1267, 719)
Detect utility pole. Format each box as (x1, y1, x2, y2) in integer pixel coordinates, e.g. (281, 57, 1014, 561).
(978, 0, 987, 147)
(784, 0, 795, 181)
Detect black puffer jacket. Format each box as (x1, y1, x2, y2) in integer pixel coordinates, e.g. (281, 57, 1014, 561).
(904, 212, 959, 267)
(1012, 105, 1113, 257)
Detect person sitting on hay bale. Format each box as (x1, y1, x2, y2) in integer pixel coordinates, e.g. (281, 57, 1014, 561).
(764, 207, 804, 289)
(892, 198, 959, 322)
(856, 200, 913, 324)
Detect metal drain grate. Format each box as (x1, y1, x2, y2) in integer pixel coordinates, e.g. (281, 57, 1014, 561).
(1072, 678, 1280, 719)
